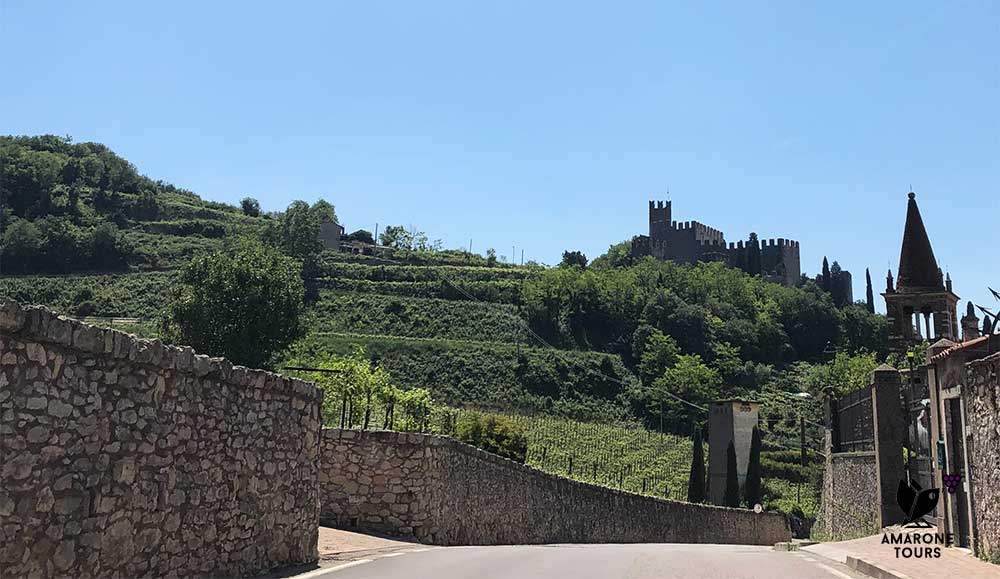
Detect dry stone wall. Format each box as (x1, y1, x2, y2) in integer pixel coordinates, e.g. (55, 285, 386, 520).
(966, 352, 1000, 559)
(319, 428, 790, 546)
(0, 299, 323, 578)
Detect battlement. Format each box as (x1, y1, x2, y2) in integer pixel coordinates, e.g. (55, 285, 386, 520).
(643, 199, 800, 286)
(728, 238, 800, 250)
(649, 200, 672, 223)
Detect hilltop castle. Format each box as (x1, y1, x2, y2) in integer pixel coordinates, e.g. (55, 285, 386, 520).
(632, 200, 801, 286)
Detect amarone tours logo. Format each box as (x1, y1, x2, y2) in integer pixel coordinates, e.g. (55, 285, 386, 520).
(880, 478, 954, 558)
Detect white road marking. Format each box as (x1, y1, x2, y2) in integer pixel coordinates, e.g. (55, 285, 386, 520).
(815, 562, 854, 579)
(304, 559, 373, 577)
(408, 547, 435, 552)
(380, 552, 406, 558)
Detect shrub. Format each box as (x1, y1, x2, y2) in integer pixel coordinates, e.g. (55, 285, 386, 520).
(454, 411, 528, 463)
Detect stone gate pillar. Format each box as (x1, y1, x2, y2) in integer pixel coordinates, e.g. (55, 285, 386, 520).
(872, 365, 906, 528)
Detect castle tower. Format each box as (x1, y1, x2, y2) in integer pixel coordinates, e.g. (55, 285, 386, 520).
(883, 192, 960, 353)
(961, 301, 981, 342)
(649, 200, 672, 240)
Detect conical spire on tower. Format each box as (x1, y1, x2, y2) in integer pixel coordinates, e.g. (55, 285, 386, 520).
(896, 192, 941, 292)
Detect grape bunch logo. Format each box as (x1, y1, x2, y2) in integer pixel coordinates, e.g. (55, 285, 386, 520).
(943, 474, 962, 494)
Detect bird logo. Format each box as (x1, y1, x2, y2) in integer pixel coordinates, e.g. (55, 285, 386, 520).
(897, 479, 939, 528)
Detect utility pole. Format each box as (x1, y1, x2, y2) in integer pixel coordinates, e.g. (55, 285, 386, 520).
(374, 223, 379, 245)
(521, 249, 524, 266)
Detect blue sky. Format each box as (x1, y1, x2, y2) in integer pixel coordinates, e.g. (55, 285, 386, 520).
(3, 1, 998, 312)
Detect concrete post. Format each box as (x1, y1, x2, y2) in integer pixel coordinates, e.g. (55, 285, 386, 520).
(871, 365, 906, 528)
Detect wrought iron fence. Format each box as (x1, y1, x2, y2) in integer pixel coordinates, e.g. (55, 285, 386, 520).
(831, 388, 874, 453)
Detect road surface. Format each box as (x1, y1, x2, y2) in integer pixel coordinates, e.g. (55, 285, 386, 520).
(293, 543, 863, 579)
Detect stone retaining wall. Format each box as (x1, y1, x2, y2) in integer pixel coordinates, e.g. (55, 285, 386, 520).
(319, 428, 790, 546)
(966, 352, 1000, 559)
(819, 451, 878, 539)
(0, 299, 323, 578)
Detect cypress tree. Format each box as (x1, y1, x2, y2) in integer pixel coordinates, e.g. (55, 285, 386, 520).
(724, 440, 740, 508)
(865, 268, 875, 314)
(821, 257, 831, 291)
(743, 426, 762, 508)
(687, 428, 706, 503)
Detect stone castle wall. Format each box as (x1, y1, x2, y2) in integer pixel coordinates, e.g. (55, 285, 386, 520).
(0, 299, 323, 578)
(966, 352, 1000, 558)
(319, 428, 790, 546)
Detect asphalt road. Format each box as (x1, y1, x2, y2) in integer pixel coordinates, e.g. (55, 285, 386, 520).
(298, 543, 863, 579)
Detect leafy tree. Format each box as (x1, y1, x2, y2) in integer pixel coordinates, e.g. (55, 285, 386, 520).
(744, 426, 763, 507)
(724, 440, 741, 507)
(687, 428, 706, 503)
(840, 304, 888, 358)
(86, 223, 133, 270)
(310, 199, 338, 224)
(241, 197, 261, 217)
(652, 354, 721, 428)
(560, 250, 588, 268)
(638, 328, 679, 385)
(379, 225, 412, 249)
(454, 411, 528, 462)
(0, 219, 43, 273)
(267, 200, 322, 260)
(803, 351, 878, 396)
(344, 229, 374, 244)
(162, 238, 305, 368)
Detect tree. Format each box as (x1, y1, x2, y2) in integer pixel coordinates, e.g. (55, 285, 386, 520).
(724, 440, 741, 507)
(162, 238, 305, 368)
(821, 257, 831, 291)
(0, 219, 43, 273)
(344, 229, 374, 244)
(266, 200, 323, 263)
(560, 250, 588, 268)
(310, 199, 338, 224)
(865, 268, 875, 314)
(743, 426, 762, 508)
(652, 354, 721, 428)
(240, 197, 261, 217)
(687, 427, 706, 503)
(638, 329, 679, 385)
(379, 225, 412, 249)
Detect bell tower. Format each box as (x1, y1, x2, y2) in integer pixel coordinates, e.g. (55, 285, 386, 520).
(883, 192, 960, 353)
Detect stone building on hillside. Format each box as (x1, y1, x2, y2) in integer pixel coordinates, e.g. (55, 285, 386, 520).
(318, 214, 345, 251)
(631, 200, 802, 287)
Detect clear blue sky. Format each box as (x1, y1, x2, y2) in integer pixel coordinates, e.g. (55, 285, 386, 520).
(3, 1, 998, 312)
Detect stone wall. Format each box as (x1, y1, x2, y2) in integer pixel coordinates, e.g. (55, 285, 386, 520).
(966, 352, 1000, 559)
(319, 428, 790, 546)
(819, 450, 879, 539)
(0, 299, 323, 578)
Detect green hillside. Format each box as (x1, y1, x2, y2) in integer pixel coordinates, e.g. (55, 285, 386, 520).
(1, 135, 869, 517)
(0, 134, 268, 274)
